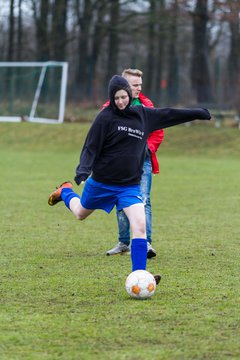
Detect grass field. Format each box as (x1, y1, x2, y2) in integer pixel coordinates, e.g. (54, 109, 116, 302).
(0, 121, 240, 360)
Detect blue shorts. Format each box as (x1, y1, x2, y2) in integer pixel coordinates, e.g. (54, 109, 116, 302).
(81, 177, 143, 213)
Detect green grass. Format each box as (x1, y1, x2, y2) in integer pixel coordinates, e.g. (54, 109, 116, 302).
(0, 122, 240, 360)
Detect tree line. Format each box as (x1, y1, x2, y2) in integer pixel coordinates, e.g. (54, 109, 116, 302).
(0, 0, 239, 108)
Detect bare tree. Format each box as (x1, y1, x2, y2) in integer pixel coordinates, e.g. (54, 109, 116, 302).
(74, 0, 93, 98)
(105, 0, 120, 86)
(166, 0, 179, 105)
(226, 1, 240, 96)
(7, 0, 15, 61)
(16, 0, 23, 61)
(224, 0, 240, 116)
(154, 0, 166, 104)
(89, 1, 108, 98)
(51, 0, 69, 60)
(190, 0, 214, 103)
(32, 0, 50, 61)
(145, 0, 157, 96)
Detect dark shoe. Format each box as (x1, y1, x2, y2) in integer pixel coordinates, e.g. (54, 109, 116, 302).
(48, 181, 73, 206)
(154, 274, 161, 285)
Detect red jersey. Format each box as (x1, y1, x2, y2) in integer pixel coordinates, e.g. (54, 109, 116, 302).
(139, 93, 164, 174)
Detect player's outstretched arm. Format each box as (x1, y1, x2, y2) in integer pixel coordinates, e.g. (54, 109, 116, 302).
(144, 107, 211, 132)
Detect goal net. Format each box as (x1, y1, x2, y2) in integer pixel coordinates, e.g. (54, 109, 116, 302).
(0, 61, 68, 123)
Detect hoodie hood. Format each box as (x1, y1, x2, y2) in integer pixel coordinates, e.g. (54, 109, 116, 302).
(108, 75, 132, 111)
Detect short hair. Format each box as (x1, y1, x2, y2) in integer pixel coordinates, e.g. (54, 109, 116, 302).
(122, 68, 143, 78)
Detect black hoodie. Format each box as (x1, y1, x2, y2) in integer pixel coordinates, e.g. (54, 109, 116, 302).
(75, 75, 211, 186)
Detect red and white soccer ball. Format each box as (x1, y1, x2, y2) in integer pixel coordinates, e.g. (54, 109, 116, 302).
(125, 270, 156, 299)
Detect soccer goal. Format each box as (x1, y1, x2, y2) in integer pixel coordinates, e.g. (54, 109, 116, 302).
(0, 61, 68, 124)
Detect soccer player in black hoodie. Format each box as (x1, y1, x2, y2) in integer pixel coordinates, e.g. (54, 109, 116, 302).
(48, 75, 211, 281)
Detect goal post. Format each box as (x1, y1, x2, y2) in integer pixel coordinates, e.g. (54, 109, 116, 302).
(0, 61, 68, 124)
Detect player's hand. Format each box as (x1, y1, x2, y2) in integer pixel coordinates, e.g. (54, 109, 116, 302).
(74, 174, 88, 185)
(201, 108, 211, 120)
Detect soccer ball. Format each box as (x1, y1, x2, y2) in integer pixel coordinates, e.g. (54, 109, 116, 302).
(125, 270, 156, 299)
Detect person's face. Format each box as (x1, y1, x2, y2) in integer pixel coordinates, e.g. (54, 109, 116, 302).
(125, 75, 142, 98)
(114, 89, 130, 110)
